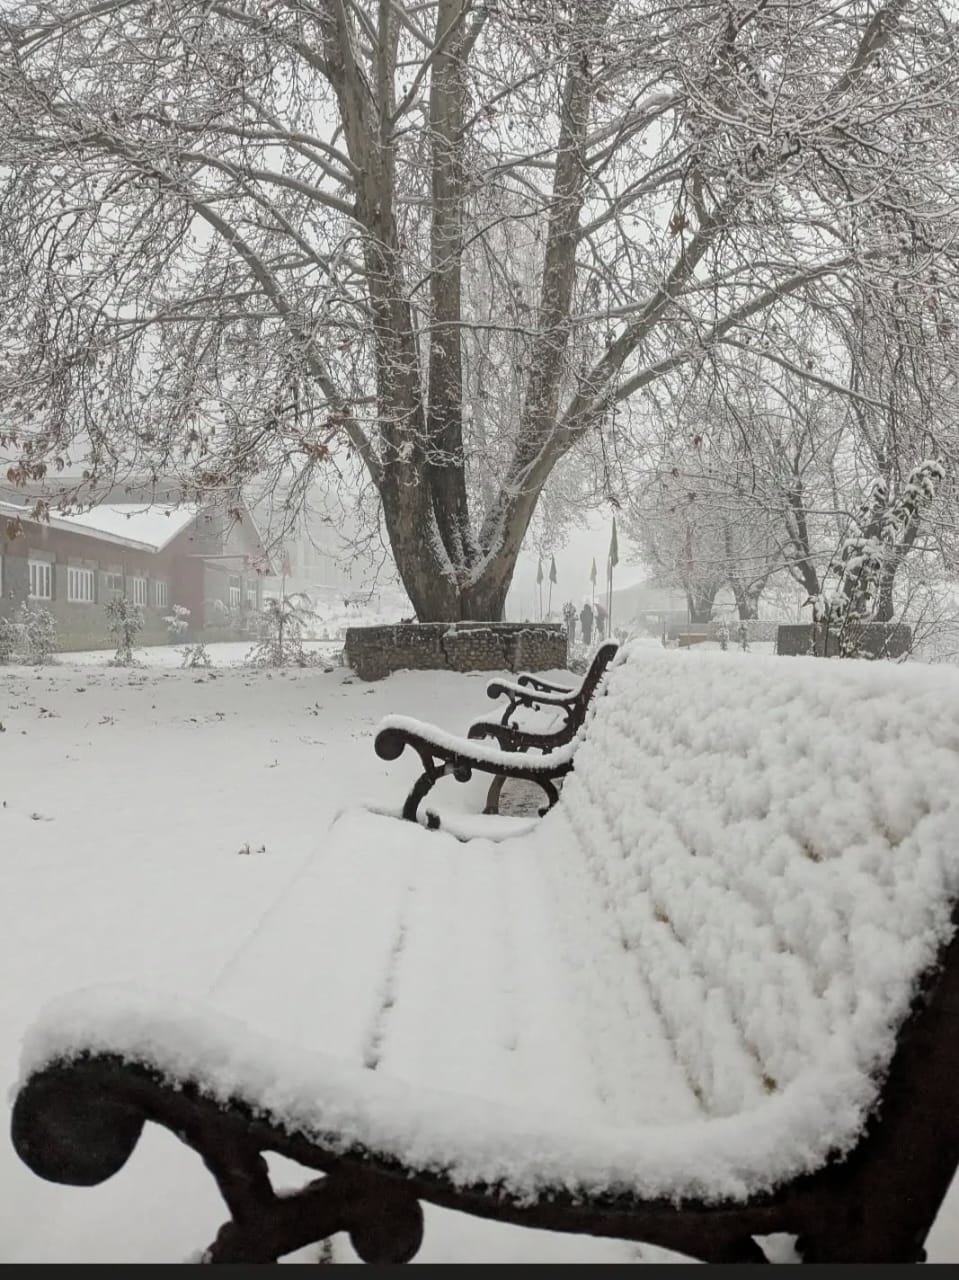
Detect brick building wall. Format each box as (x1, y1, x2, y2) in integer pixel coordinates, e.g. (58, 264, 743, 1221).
(0, 522, 264, 652)
(0, 526, 181, 649)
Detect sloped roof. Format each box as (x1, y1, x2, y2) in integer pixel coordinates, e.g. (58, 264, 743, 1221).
(0, 501, 198, 553)
(55, 504, 198, 551)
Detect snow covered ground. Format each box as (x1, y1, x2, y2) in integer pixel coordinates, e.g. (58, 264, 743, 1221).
(2, 644, 958, 1262)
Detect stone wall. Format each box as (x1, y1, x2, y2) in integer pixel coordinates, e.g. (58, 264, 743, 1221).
(344, 622, 567, 681)
(776, 621, 913, 658)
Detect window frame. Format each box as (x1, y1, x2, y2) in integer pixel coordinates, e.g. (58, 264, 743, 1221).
(228, 575, 241, 610)
(129, 576, 148, 607)
(154, 579, 169, 609)
(28, 559, 53, 600)
(67, 566, 96, 604)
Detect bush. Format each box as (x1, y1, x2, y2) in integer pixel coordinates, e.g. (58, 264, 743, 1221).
(163, 604, 190, 640)
(14, 602, 59, 664)
(106, 595, 144, 665)
(164, 604, 213, 667)
(246, 594, 316, 667)
(0, 616, 17, 664)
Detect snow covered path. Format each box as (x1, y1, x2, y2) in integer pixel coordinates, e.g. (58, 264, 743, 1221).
(2, 648, 959, 1262)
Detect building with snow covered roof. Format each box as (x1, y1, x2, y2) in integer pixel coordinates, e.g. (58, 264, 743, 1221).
(0, 488, 273, 651)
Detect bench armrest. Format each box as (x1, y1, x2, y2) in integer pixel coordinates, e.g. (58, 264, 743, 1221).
(376, 715, 574, 773)
(515, 672, 574, 695)
(467, 709, 571, 751)
(375, 715, 575, 825)
(484, 678, 577, 708)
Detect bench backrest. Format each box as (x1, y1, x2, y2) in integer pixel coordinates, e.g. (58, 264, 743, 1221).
(550, 645, 959, 1125)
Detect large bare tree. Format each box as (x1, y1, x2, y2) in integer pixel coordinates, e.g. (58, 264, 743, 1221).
(1, 0, 957, 619)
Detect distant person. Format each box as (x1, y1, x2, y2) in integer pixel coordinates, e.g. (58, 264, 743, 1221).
(562, 601, 577, 646)
(580, 601, 594, 646)
(595, 603, 607, 640)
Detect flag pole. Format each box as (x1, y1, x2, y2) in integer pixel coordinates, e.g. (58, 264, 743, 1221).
(607, 517, 618, 639)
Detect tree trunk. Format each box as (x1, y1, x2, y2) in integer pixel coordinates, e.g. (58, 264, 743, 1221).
(380, 473, 518, 621)
(874, 576, 896, 623)
(426, 0, 473, 567)
(396, 558, 511, 622)
(686, 589, 717, 625)
(874, 525, 918, 622)
(731, 584, 761, 620)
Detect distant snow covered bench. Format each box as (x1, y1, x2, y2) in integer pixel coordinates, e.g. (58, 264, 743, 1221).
(12, 645, 959, 1263)
(375, 641, 618, 823)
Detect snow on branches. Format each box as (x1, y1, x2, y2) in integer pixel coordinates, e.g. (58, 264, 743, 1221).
(812, 459, 946, 656)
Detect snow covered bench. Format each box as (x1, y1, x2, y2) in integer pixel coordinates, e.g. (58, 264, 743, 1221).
(12, 645, 959, 1263)
(376, 641, 618, 822)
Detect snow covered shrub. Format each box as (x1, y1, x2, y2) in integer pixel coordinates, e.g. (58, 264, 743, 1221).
(164, 604, 212, 667)
(717, 619, 730, 651)
(211, 596, 245, 633)
(182, 641, 212, 668)
(246, 593, 315, 667)
(738, 622, 749, 652)
(15, 602, 58, 664)
(0, 616, 16, 663)
(163, 604, 190, 640)
(106, 595, 143, 666)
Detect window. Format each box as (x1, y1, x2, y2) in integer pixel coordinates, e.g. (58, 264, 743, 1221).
(229, 575, 241, 609)
(154, 579, 169, 609)
(130, 576, 148, 607)
(245, 585, 257, 611)
(104, 572, 124, 595)
(28, 559, 52, 600)
(67, 567, 96, 603)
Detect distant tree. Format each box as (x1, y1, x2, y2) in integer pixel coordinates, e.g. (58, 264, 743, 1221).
(622, 304, 958, 631)
(247, 593, 315, 668)
(813, 459, 946, 657)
